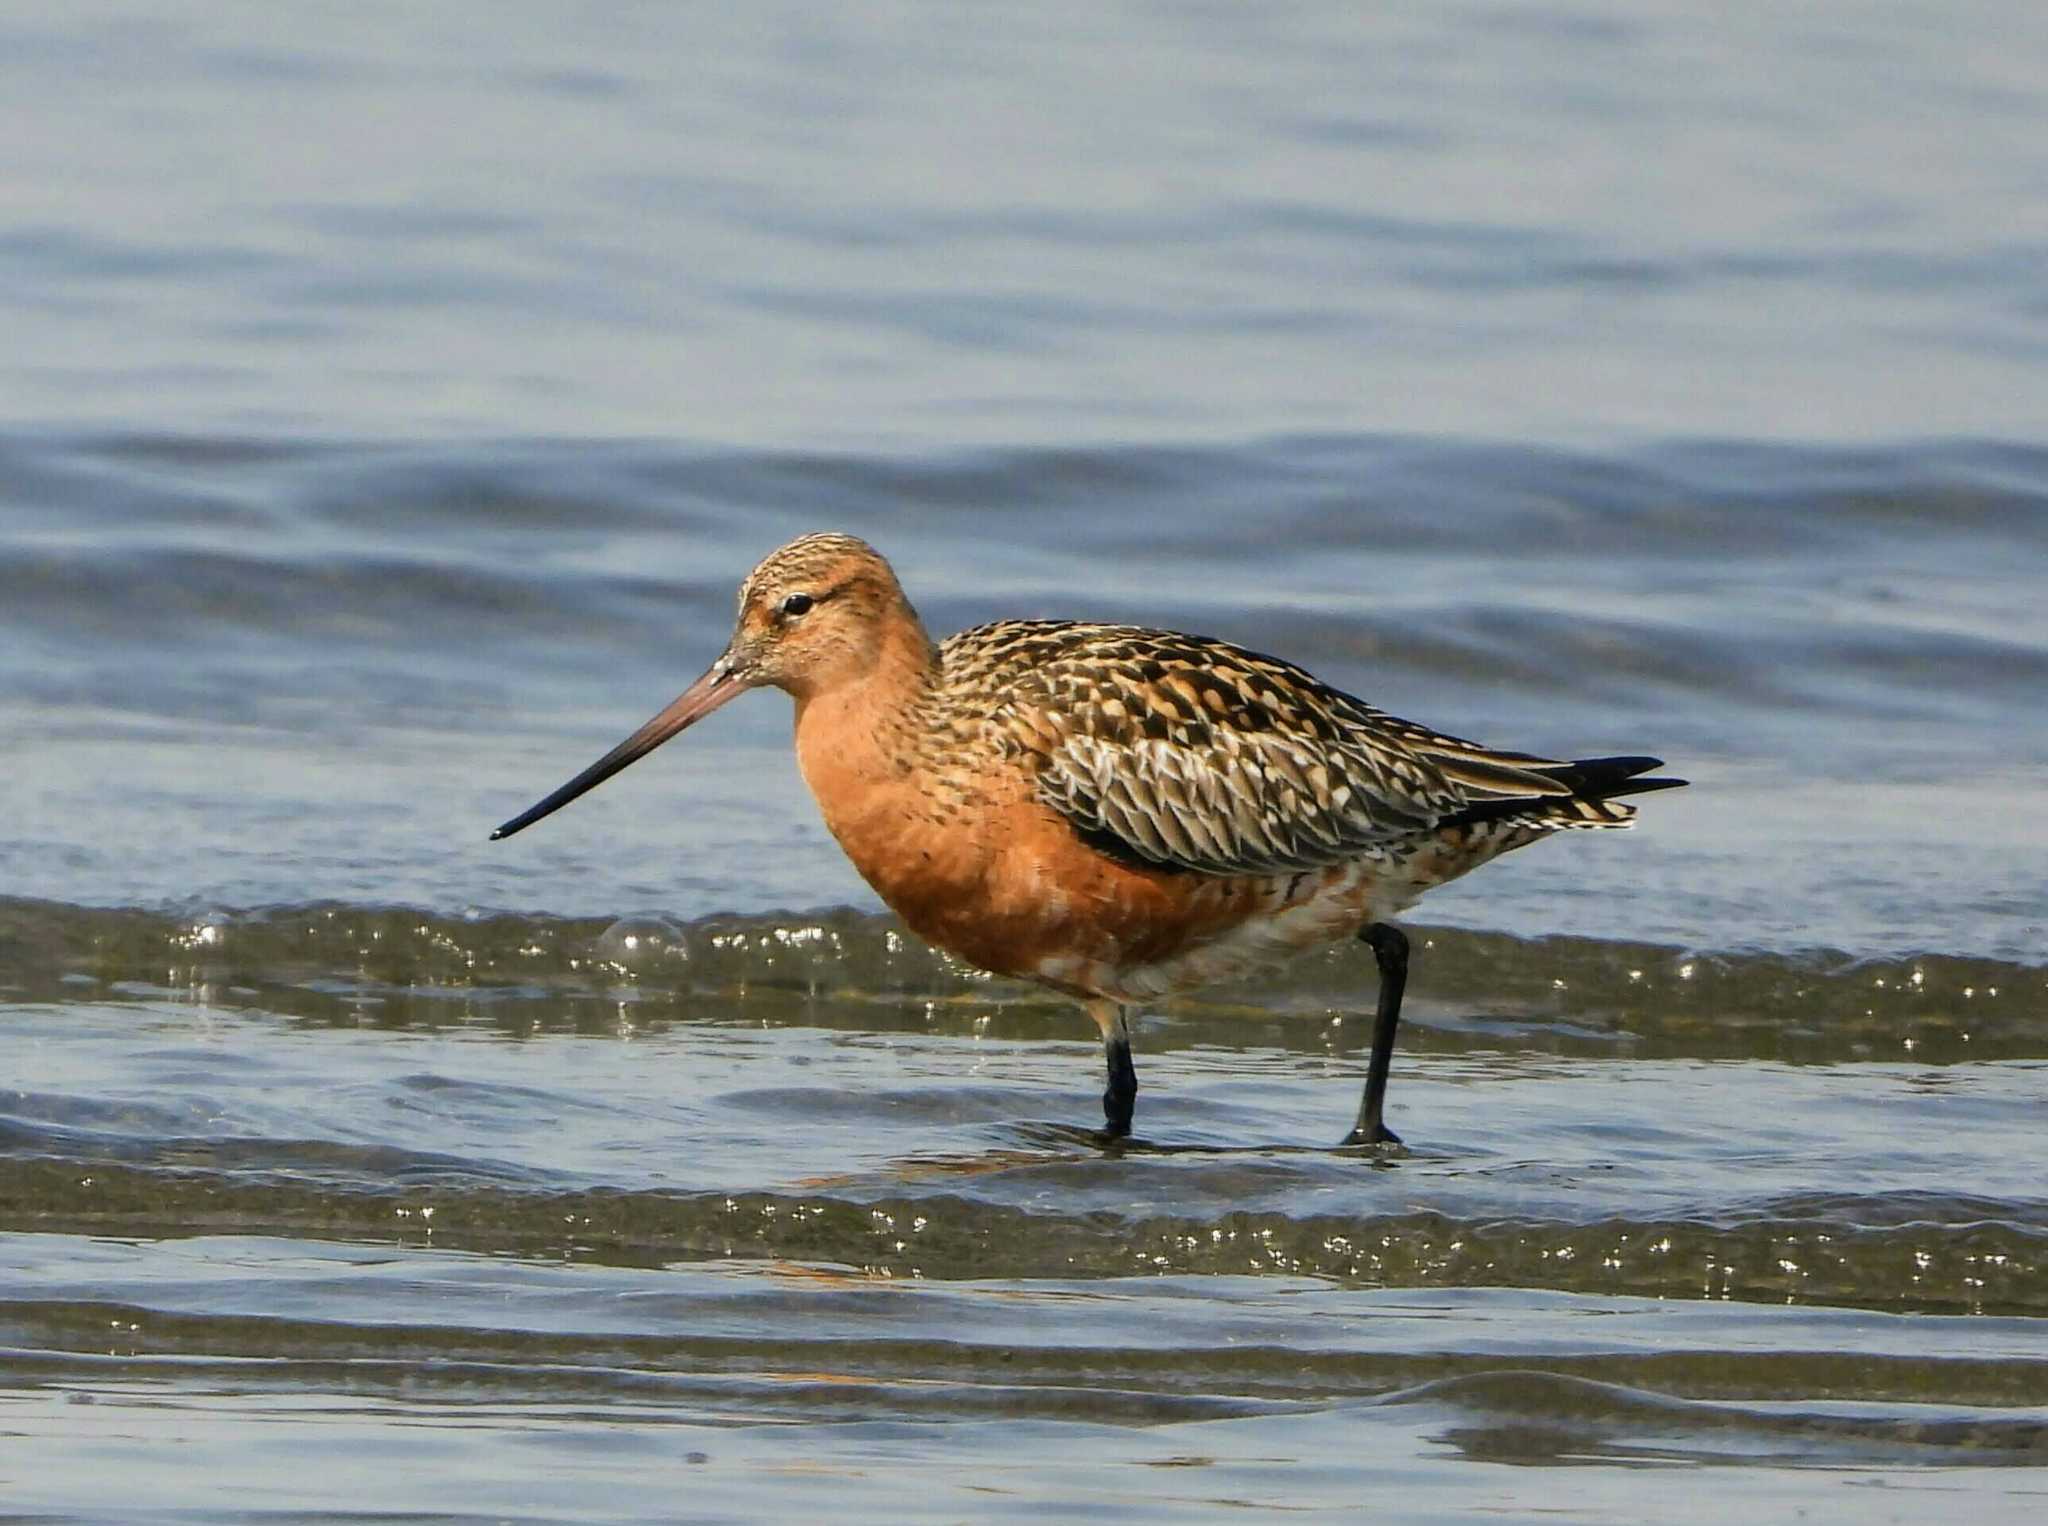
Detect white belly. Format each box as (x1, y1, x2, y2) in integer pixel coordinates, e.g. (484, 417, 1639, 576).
(1041, 853, 1424, 1004)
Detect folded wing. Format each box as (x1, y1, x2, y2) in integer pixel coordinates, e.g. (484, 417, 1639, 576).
(963, 622, 1679, 877)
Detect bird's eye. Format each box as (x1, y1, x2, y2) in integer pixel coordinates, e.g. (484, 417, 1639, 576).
(779, 592, 815, 618)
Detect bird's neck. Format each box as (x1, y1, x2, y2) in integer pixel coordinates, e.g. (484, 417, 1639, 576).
(791, 612, 943, 824)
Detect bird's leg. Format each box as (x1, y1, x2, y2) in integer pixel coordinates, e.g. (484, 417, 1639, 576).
(1104, 1032, 1138, 1138)
(1088, 1000, 1138, 1138)
(1343, 922, 1408, 1147)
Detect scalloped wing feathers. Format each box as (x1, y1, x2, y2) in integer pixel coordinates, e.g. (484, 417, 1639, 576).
(945, 621, 1629, 878)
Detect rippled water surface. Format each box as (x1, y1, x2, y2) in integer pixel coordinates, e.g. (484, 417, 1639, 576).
(4, 1, 2047, 1520)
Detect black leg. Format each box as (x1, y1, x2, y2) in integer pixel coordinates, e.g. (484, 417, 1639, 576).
(1102, 1018, 1137, 1138)
(1342, 922, 1408, 1147)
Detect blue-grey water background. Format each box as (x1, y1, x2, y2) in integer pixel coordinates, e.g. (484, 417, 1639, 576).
(3, 2, 2047, 1520)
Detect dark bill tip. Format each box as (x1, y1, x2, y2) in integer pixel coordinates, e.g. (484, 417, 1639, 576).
(488, 658, 745, 841)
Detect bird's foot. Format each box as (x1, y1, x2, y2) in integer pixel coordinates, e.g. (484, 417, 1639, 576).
(1099, 1096, 1134, 1141)
(1338, 1121, 1403, 1150)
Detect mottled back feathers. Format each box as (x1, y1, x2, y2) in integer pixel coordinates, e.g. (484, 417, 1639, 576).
(936, 620, 1676, 877)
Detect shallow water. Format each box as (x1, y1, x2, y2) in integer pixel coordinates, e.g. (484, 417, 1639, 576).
(3, 903, 2048, 1519)
(5, 0, 2048, 1520)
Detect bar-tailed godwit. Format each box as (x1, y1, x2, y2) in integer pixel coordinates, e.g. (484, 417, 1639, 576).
(493, 533, 1684, 1145)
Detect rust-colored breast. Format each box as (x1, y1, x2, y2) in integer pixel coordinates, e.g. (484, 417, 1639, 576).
(793, 666, 1269, 992)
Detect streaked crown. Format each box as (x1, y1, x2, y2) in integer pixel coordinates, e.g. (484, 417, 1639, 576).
(728, 533, 928, 695)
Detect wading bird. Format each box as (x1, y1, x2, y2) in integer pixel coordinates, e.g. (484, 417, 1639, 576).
(493, 533, 1683, 1145)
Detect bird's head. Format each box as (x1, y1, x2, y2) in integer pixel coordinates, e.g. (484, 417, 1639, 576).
(489, 533, 917, 841)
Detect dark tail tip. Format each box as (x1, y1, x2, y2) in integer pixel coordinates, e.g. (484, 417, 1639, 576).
(1566, 755, 1688, 800)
